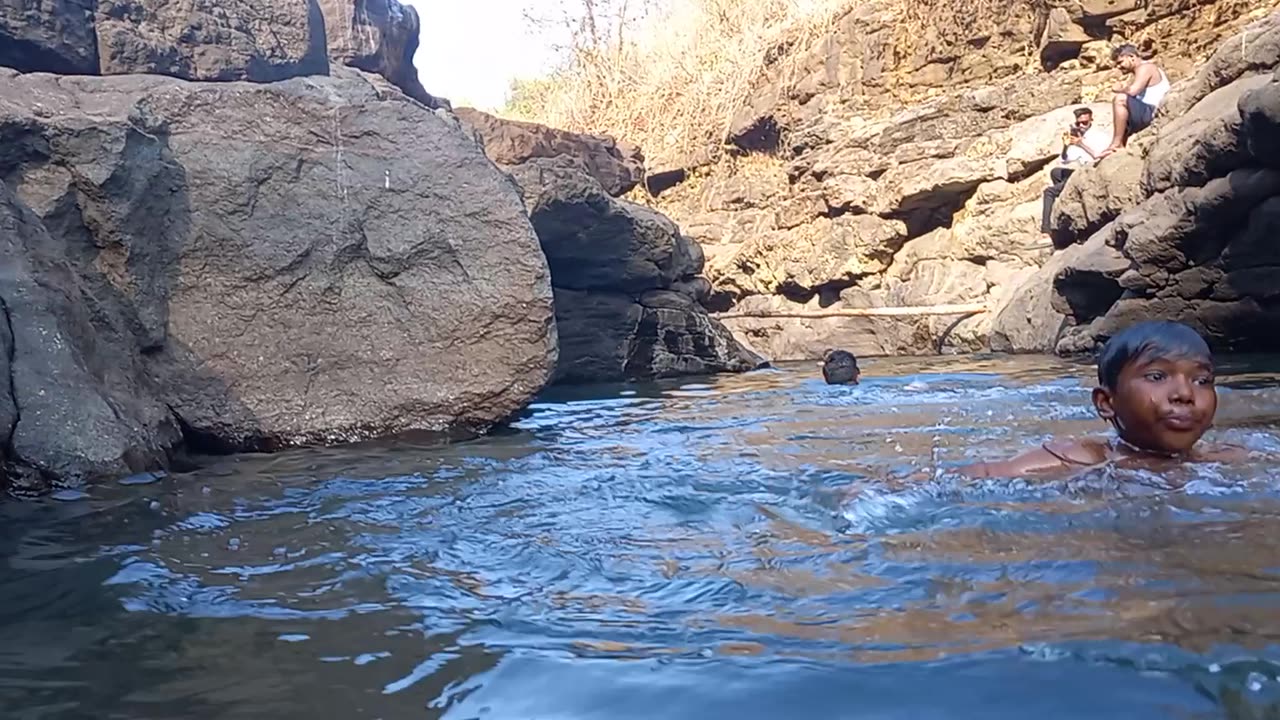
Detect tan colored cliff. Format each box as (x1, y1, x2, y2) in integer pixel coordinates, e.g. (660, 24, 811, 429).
(642, 0, 1277, 359)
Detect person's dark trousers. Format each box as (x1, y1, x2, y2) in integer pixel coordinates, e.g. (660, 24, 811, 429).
(1041, 166, 1075, 234)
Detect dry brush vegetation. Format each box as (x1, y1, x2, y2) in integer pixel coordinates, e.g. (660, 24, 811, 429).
(503, 0, 1037, 171)
(505, 0, 861, 169)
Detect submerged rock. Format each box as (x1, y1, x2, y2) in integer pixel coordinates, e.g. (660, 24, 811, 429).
(0, 69, 557, 485)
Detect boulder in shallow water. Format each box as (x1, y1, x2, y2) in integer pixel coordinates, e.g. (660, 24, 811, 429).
(552, 289, 762, 383)
(988, 235, 1116, 354)
(0, 180, 180, 494)
(0, 68, 557, 459)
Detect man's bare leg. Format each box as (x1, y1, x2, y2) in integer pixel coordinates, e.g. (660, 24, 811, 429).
(1100, 92, 1129, 157)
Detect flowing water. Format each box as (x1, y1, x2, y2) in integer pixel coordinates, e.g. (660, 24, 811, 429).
(5, 355, 1280, 719)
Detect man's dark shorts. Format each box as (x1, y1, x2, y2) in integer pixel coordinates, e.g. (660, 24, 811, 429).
(1126, 95, 1157, 135)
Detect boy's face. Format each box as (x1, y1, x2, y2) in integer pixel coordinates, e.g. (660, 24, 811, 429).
(1092, 353, 1217, 454)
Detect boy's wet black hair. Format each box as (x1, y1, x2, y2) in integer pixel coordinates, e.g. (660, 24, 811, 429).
(1097, 321, 1212, 389)
(1073, 107, 1093, 119)
(822, 348, 859, 385)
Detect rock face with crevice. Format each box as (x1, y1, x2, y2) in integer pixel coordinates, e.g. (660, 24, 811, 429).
(1021, 12, 1280, 354)
(0, 68, 556, 493)
(650, 0, 1273, 360)
(0, 0, 100, 74)
(0, 178, 182, 492)
(318, 0, 449, 109)
(93, 0, 330, 81)
(0, 0, 449, 107)
(459, 110, 764, 383)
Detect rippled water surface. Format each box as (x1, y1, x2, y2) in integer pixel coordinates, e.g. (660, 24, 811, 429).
(5, 355, 1280, 719)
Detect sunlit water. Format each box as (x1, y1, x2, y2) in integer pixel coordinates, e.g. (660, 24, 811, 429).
(5, 355, 1280, 719)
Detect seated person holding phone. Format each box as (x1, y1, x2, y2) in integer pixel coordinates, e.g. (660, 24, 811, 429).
(1041, 107, 1107, 245)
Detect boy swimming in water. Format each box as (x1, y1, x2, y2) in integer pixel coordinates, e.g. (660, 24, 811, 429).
(821, 349, 860, 385)
(964, 320, 1242, 478)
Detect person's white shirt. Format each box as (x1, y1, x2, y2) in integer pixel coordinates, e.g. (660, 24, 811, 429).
(1137, 61, 1171, 108)
(1062, 125, 1110, 166)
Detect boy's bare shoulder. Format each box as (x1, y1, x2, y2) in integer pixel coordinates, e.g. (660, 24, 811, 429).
(960, 437, 1109, 478)
(1043, 437, 1111, 465)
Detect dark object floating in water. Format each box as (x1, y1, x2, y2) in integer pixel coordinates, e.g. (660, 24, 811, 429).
(822, 349, 860, 385)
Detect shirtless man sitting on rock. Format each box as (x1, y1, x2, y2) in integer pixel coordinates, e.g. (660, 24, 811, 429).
(1100, 44, 1170, 157)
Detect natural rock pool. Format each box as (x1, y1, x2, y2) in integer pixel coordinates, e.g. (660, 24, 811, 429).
(4, 355, 1280, 719)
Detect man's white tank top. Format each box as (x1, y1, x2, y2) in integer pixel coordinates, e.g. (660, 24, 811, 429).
(1137, 62, 1171, 108)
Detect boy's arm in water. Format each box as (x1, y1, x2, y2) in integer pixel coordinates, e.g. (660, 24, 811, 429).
(959, 438, 1110, 478)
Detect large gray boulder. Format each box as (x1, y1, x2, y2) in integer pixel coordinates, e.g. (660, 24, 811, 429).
(0, 68, 557, 476)
(1141, 73, 1272, 194)
(1048, 151, 1145, 245)
(1241, 68, 1280, 166)
(94, 0, 330, 81)
(506, 157, 762, 381)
